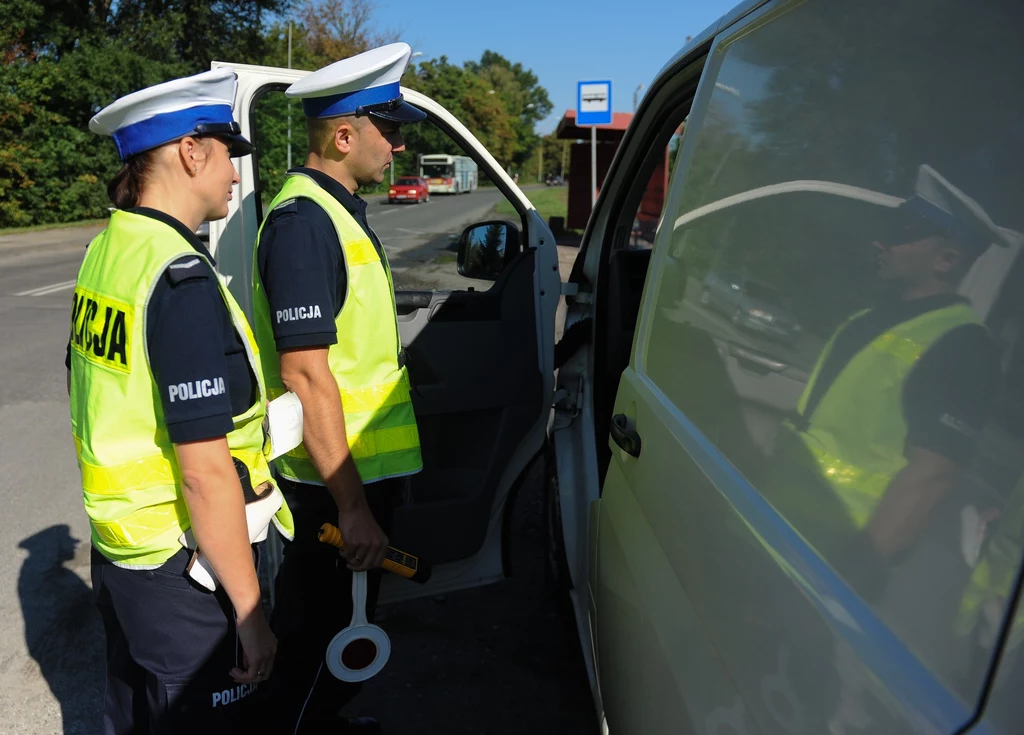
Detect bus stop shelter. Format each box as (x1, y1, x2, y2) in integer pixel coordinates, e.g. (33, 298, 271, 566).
(554, 110, 669, 240)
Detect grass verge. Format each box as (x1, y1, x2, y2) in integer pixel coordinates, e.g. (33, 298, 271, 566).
(0, 218, 108, 236)
(494, 186, 568, 223)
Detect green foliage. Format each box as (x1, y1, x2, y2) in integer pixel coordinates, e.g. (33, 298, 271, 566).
(0, 0, 553, 227)
(253, 90, 308, 213)
(464, 51, 552, 172)
(0, 0, 287, 227)
(494, 186, 567, 224)
(402, 55, 517, 172)
(395, 50, 552, 182)
(537, 132, 569, 183)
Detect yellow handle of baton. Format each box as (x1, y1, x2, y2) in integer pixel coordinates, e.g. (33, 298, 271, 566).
(318, 523, 431, 584)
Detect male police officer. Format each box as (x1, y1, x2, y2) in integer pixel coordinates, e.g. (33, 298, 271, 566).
(766, 165, 1009, 593)
(251, 44, 425, 734)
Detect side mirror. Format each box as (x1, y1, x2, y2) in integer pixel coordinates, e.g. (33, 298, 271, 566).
(457, 220, 521, 281)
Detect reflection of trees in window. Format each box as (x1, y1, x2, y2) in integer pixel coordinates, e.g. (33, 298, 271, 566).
(672, 0, 1024, 339)
(734, 0, 1023, 229)
(465, 224, 506, 278)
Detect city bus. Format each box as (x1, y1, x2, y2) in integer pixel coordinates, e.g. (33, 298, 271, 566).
(418, 154, 478, 195)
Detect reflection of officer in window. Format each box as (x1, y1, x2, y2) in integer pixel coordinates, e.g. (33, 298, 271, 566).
(767, 165, 1010, 592)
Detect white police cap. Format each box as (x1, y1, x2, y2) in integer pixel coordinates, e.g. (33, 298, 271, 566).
(89, 68, 253, 161)
(898, 164, 1012, 251)
(287, 42, 426, 123)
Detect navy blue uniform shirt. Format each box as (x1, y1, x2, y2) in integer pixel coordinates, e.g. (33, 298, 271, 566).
(66, 208, 255, 443)
(256, 167, 385, 351)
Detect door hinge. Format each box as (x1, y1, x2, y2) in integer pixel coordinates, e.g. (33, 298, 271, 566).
(560, 281, 593, 304)
(552, 376, 584, 429)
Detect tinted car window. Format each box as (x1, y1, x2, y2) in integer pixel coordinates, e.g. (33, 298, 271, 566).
(396, 178, 420, 186)
(641, 0, 1024, 710)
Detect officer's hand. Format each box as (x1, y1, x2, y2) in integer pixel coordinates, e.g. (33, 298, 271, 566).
(338, 501, 388, 572)
(232, 608, 277, 684)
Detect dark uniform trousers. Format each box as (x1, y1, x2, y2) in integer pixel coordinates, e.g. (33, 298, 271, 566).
(262, 475, 401, 733)
(92, 546, 260, 734)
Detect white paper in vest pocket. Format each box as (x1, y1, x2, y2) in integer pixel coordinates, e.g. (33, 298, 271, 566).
(181, 489, 284, 591)
(266, 391, 304, 460)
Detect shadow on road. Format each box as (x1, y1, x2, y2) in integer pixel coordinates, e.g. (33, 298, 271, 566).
(19, 525, 103, 735)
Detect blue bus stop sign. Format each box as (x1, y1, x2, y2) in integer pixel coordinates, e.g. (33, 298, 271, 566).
(577, 80, 612, 126)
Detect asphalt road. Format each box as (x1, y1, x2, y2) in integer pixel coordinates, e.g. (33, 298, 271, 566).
(0, 191, 596, 734)
(371, 188, 515, 291)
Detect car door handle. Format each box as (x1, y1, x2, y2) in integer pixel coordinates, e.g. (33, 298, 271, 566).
(610, 414, 642, 458)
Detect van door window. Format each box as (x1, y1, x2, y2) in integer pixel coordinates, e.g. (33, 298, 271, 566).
(251, 87, 524, 293)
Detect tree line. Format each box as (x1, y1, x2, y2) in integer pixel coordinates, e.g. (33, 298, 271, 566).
(0, 0, 555, 228)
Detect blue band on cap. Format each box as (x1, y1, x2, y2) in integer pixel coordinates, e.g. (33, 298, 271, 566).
(301, 82, 401, 118)
(112, 104, 235, 160)
(902, 195, 990, 250)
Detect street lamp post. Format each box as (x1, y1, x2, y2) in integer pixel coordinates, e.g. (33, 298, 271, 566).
(391, 52, 423, 186)
(633, 83, 645, 112)
(287, 20, 292, 170)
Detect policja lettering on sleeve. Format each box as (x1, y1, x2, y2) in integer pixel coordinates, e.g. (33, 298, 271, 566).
(276, 304, 324, 323)
(168, 377, 227, 403)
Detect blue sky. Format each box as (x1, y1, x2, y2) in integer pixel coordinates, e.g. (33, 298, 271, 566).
(379, 0, 739, 134)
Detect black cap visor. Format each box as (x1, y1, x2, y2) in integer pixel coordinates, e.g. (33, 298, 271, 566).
(192, 121, 255, 158)
(884, 198, 992, 252)
(356, 95, 427, 124)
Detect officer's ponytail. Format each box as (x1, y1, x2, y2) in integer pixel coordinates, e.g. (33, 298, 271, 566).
(107, 152, 155, 210)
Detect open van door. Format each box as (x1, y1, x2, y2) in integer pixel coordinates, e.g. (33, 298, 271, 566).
(208, 61, 561, 603)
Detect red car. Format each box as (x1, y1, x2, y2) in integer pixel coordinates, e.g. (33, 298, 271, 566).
(388, 176, 430, 204)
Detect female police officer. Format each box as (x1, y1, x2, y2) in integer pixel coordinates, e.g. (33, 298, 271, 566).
(67, 69, 293, 733)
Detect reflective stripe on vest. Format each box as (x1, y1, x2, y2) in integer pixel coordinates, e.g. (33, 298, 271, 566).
(252, 173, 422, 485)
(70, 211, 293, 567)
(786, 303, 980, 528)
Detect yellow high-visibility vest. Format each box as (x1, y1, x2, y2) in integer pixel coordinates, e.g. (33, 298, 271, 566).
(252, 173, 422, 485)
(788, 303, 979, 526)
(69, 210, 293, 567)
(764, 303, 981, 553)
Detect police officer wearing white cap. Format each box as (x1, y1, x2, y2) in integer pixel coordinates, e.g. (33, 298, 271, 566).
(250, 43, 425, 733)
(764, 164, 1009, 598)
(68, 69, 293, 732)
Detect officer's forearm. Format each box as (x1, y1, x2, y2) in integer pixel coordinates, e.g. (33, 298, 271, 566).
(280, 347, 367, 511)
(175, 437, 262, 620)
(865, 447, 959, 557)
